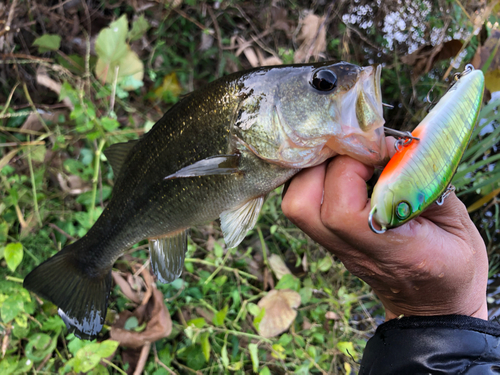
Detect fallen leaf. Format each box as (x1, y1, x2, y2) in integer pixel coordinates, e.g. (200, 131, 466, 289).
(471, 30, 500, 92)
(268, 254, 291, 280)
(112, 271, 142, 304)
(325, 311, 340, 320)
(37, 68, 74, 110)
(153, 72, 182, 102)
(401, 39, 463, 78)
(257, 289, 301, 338)
(56, 173, 91, 195)
(110, 287, 172, 348)
(294, 13, 327, 63)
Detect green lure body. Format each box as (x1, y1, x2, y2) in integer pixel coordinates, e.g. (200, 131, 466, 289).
(370, 68, 484, 231)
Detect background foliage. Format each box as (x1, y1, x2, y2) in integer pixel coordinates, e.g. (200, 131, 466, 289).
(0, 0, 499, 373)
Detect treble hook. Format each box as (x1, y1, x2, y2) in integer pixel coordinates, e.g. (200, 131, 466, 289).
(436, 185, 455, 206)
(368, 206, 387, 234)
(384, 127, 420, 151)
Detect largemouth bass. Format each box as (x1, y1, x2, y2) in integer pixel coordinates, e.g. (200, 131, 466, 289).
(369, 66, 484, 233)
(24, 62, 388, 339)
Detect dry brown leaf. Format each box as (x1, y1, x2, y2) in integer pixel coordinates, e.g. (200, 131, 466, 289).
(21, 111, 65, 132)
(471, 30, 500, 92)
(56, 173, 92, 195)
(110, 287, 172, 348)
(271, 6, 292, 33)
(401, 39, 463, 78)
(112, 271, 142, 304)
(257, 289, 301, 338)
(36, 69, 74, 110)
(268, 254, 291, 280)
(325, 311, 340, 320)
(294, 13, 326, 63)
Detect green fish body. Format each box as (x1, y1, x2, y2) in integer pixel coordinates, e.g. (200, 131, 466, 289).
(24, 62, 387, 338)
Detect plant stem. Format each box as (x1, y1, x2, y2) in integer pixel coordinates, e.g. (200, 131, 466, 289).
(5, 276, 23, 283)
(89, 139, 106, 226)
(102, 358, 127, 375)
(26, 144, 42, 227)
(185, 258, 257, 280)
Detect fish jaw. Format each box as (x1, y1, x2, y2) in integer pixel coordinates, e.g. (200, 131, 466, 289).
(325, 65, 388, 167)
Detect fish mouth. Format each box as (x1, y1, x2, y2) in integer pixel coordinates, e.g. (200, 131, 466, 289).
(326, 65, 388, 167)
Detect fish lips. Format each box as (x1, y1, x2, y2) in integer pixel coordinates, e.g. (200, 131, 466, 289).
(326, 65, 388, 167)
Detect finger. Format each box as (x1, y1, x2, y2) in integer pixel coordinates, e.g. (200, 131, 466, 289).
(281, 162, 330, 241)
(385, 136, 397, 159)
(320, 156, 374, 235)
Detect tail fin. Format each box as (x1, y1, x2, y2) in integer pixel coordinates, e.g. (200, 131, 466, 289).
(23, 242, 112, 340)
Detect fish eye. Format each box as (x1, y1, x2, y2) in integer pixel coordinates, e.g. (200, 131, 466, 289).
(395, 201, 411, 220)
(311, 70, 337, 92)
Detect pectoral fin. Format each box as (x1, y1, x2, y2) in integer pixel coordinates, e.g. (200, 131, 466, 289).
(165, 155, 240, 180)
(149, 229, 188, 283)
(220, 196, 264, 248)
(104, 140, 138, 179)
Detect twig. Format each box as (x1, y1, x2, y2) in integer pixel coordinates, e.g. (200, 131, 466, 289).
(22, 83, 51, 133)
(304, 4, 333, 63)
(185, 258, 258, 280)
(0, 53, 53, 62)
(208, 7, 223, 78)
(48, 223, 77, 241)
(26, 139, 42, 227)
(172, 359, 202, 375)
(154, 345, 178, 375)
(0, 82, 20, 117)
(173, 8, 208, 32)
(0, 141, 45, 147)
(109, 65, 119, 115)
(0, 0, 18, 38)
(102, 358, 127, 375)
(133, 342, 151, 375)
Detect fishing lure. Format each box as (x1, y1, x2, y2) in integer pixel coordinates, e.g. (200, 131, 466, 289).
(369, 65, 484, 233)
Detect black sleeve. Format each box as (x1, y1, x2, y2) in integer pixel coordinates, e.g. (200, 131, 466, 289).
(359, 315, 500, 375)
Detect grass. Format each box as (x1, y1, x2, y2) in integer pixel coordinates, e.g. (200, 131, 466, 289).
(0, 1, 498, 374)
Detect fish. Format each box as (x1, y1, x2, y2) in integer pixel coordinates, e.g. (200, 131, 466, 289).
(369, 65, 484, 233)
(23, 61, 388, 339)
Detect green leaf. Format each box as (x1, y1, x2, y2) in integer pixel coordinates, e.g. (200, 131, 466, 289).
(212, 305, 228, 326)
(252, 307, 265, 332)
(124, 316, 139, 330)
(271, 343, 286, 360)
(275, 274, 300, 291)
(336, 341, 357, 360)
(0, 221, 8, 243)
(95, 15, 128, 63)
(101, 117, 120, 132)
(74, 343, 102, 373)
(247, 303, 261, 316)
(26, 333, 56, 362)
(213, 241, 223, 258)
(97, 340, 119, 358)
(4, 242, 22, 272)
(33, 34, 61, 53)
(299, 287, 313, 304)
(128, 15, 150, 42)
(0, 357, 18, 375)
(259, 366, 271, 375)
(187, 317, 206, 328)
(200, 332, 211, 362)
(317, 255, 333, 272)
(221, 343, 229, 368)
(1, 294, 24, 323)
(248, 343, 259, 373)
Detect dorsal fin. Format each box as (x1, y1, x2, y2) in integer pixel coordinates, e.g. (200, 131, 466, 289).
(103, 140, 138, 179)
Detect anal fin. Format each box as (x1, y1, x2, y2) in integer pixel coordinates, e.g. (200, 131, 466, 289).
(149, 229, 188, 284)
(220, 196, 264, 249)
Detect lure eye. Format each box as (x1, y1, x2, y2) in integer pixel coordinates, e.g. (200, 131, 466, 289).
(311, 70, 337, 92)
(395, 201, 411, 220)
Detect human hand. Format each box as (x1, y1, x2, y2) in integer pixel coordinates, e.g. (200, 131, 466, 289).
(281, 147, 488, 320)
